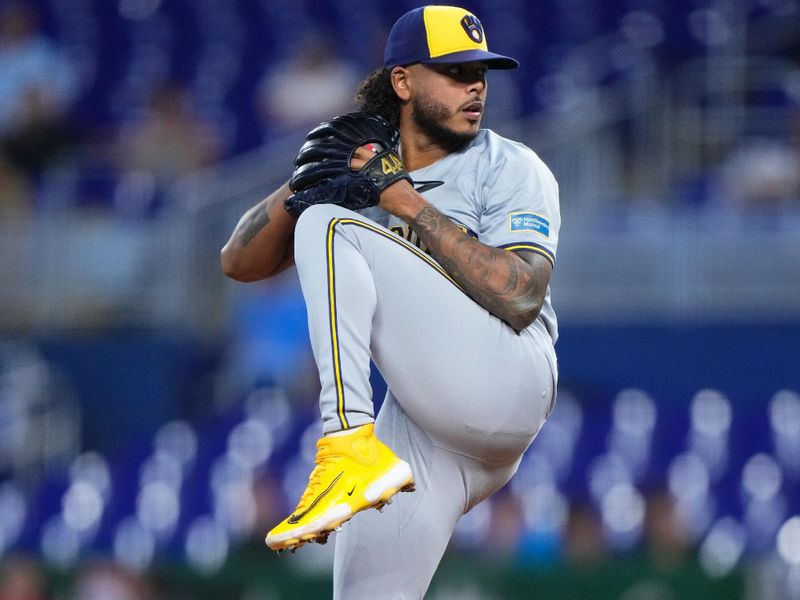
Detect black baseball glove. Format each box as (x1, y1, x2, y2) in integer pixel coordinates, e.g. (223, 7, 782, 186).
(284, 112, 411, 217)
(284, 172, 384, 217)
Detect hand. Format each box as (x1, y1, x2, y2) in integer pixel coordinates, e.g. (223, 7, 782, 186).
(290, 112, 404, 193)
(350, 144, 419, 218)
(349, 144, 379, 170)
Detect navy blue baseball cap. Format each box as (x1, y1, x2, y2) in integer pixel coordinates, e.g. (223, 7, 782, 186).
(384, 5, 519, 70)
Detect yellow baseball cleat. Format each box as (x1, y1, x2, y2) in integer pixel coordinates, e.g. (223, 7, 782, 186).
(265, 423, 415, 552)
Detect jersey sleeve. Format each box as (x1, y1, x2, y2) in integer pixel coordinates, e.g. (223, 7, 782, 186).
(478, 143, 560, 267)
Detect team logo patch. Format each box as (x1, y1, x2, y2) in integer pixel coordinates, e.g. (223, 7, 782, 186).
(460, 15, 484, 43)
(509, 212, 550, 238)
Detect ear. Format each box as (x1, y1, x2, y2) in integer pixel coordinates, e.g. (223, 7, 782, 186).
(390, 66, 411, 102)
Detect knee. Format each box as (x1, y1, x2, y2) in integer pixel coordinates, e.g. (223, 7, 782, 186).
(293, 204, 363, 267)
(294, 204, 333, 240)
(295, 204, 359, 239)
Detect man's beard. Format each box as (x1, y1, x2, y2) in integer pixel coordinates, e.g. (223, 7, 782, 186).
(411, 94, 479, 153)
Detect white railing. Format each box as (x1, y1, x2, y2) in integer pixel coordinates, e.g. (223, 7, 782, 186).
(552, 207, 800, 323)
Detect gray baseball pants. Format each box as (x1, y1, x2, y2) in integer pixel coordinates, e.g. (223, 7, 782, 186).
(293, 204, 557, 599)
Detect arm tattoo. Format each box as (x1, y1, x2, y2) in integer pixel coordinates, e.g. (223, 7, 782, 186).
(237, 199, 272, 247)
(410, 205, 542, 328)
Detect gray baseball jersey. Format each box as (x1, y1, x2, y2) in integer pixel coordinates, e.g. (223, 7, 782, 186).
(291, 128, 560, 598)
(365, 128, 560, 343)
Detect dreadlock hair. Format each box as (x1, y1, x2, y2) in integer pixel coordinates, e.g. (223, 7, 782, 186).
(355, 67, 401, 128)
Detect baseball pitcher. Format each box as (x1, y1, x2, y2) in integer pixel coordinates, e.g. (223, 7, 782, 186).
(221, 5, 560, 598)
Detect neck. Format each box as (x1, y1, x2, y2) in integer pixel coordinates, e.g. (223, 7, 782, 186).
(397, 115, 451, 171)
(398, 127, 448, 171)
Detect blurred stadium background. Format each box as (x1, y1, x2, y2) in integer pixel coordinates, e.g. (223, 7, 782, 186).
(1, 0, 799, 598)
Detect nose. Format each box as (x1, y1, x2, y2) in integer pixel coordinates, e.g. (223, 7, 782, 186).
(467, 77, 485, 95)
(466, 72, 486, 95)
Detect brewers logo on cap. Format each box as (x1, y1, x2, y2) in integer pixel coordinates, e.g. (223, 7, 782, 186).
(384, 5, 519, 70)
(460, 15, 484, 43)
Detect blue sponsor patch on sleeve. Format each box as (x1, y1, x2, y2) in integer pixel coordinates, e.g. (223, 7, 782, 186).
(509, 212, 550, 238)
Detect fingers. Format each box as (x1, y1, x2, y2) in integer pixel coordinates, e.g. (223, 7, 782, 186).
(350, 144, 380, 170)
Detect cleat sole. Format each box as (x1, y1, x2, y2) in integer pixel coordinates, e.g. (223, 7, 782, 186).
(267, 460, 416, 552)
